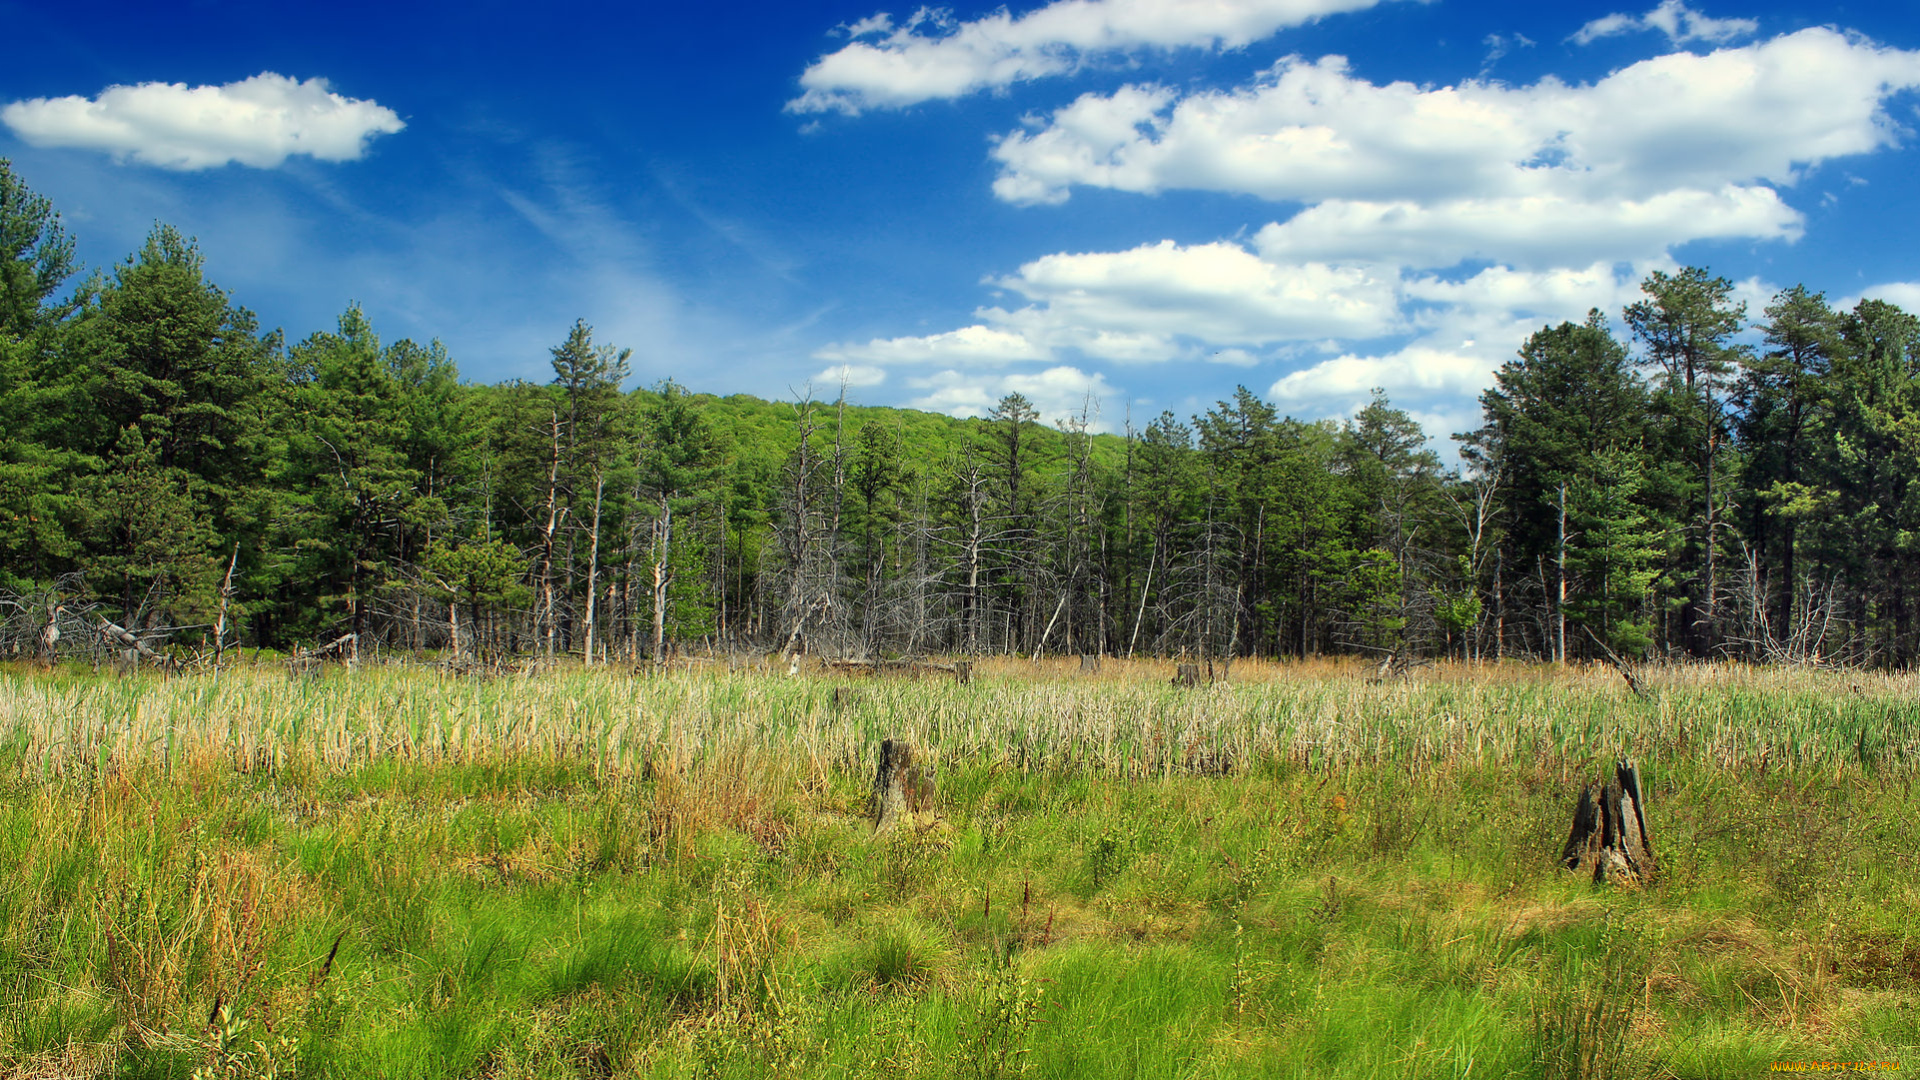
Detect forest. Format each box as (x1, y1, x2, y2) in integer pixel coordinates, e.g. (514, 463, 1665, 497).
(4, 158, 1919, 669)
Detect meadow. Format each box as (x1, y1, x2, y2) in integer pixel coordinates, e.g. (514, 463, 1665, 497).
(0, 657, 1915, 1079)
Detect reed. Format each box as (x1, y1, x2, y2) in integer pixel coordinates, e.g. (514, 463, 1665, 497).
(0, 658, 1911, 1079)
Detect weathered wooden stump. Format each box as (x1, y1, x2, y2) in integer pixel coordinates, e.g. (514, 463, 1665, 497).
(1560, 758, 1656, 886)
(1080, 653, 1102, 674)
(871, 738, 934, 833)
(1172, 663, 1201, 688)
(953, 661, 973, 685)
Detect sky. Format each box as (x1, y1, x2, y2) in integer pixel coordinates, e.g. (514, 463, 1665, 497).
(5, 0, 1920, 449)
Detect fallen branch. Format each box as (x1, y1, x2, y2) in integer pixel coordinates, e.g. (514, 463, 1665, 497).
(1584, 626, 1648, 699)
(98, 618, 163, 661)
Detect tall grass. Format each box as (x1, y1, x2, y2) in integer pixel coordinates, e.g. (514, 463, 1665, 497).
(0, 658, 1913, 1078)
(3, 658, 1913, 785)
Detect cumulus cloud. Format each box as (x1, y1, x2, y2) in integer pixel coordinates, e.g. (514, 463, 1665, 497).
(1253, 186, 1800, 269)
(813, 238, 1401, 372)
(993, 240, 1400, 343)
(1848, 282, 1920, 312)
(906, 365, 1119, 427)
(804, 17, 1920, 441)
(814, 363, 889, 388)
(788, 0, 1398, 114)
(1571, 0, 1758, 47)
(1268, 262, 1649, 425)
(815, 323, 1051, 366)
(990, 29, 1920, 207)
(1, 73, 403, 170)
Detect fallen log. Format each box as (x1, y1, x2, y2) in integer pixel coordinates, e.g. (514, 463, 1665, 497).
(98, 618, 163, 666)
(288, 633, 358, 676)
(820, 656, 974, 684)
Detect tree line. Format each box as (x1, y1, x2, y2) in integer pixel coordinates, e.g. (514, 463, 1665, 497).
(4, 161, 1917, 667)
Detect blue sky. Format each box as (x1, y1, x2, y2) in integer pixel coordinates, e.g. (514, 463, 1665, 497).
(6, 0, 1920, 446)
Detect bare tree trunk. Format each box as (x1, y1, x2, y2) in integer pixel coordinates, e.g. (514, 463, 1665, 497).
(540, 407, 564, 660)
(1030, 592, 1067, 662)
(1556, 481, 1568, 665)
(651, 497, 673, 664)
(583, 471, 605, 665)
(213, 541, 239, 671)
(1128, 542, 1156, 658)
(448, 598, 463, 661)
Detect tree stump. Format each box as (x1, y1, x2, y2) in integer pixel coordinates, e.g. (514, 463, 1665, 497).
(871, 738, 934, 833)
(1172, 663, 1201, 688)
(953, 661, 972, 685)
(1080, 653, 1101, 674)
(832, 686, 862, 710)
(1560, 758, 1656, 886)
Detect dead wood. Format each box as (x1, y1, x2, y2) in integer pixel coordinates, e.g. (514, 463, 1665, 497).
(288, 633, 358, 676)
(1585, 626, 1648, 699)
(820, 656, 972, 684)
(1560, 758, 1657, 887)
(871, 738, 935, 833)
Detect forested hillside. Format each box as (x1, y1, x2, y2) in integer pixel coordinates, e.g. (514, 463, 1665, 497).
(5, 161, 1918, 667)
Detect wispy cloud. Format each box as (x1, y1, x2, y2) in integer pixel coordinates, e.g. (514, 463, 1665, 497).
(1570, 0, 1757, 46)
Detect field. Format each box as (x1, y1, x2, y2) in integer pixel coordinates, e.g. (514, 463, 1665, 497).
(0, 658, 1915, 1079)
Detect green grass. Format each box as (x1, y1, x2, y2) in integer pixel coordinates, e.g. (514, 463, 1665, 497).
(0, 658, 1915, 1078)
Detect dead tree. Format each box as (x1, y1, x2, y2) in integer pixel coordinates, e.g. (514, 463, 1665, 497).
(39, 603, 65, 666)
(98, 618, 164, 668)
(871, 738, 934, 833)
(1561, 759, 1656, 886)
(289, 633, 358, 677)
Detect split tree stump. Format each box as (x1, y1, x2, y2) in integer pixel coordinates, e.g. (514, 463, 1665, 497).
(1560, 758, 1656, 886)
(871, 738, 935, 834)
(1172, 663, 1201, 688)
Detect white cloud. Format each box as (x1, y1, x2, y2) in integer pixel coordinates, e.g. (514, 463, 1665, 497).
(814, 363, 889, 388)
(788, 0, 1399, 114)
(1268, 345, 1496, 403)
(802, 17, 1920, 448)
(813, 237, 1401, 371)
(1572, 1, 1758, 47)
(990, 29, 1920, 207)
(994, 240, 1400, 343)
(1, 73, 403, 170)
(816, 323, 1052, 366)
(1255, 186, 1800, 269)
(1267, 262, 1649, 424)
(906, 365, 1119, 428)
(1848, 282, 1920, 313)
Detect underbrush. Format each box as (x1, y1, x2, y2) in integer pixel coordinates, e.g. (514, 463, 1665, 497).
(0, 661, 1914, 1077)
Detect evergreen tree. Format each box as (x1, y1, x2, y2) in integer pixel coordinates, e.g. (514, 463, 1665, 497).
(1735, 286, 1843, 649)
(1626, 268, 1747, 655)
